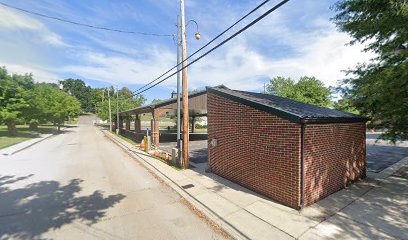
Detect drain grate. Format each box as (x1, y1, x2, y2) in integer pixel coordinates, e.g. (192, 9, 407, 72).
(181, 184, 194, 189)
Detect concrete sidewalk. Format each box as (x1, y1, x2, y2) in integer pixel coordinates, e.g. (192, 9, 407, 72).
(103, 129, 408, 240)
(0, 132, 56, 156)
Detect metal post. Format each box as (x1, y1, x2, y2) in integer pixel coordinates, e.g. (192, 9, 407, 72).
(176, 15, 182, 163)
(180, 0, 189, 169)
(107, 89, 112, 132)
(116, 86, 119, 134)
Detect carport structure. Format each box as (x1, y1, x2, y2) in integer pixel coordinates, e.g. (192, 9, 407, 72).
(118, 90, 207, 147)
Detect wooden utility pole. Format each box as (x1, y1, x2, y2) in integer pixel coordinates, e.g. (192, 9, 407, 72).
(116, 85, 119, 134)
(180, 0, 189, 168)
(176, 15, 182, 163)
(107, 88, 112, 132)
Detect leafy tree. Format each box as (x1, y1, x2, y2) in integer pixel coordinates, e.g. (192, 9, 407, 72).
(29, 83, 81, 131)
(332, 98, 360, 115)
(96, 87, 146, 124)
(266, 76, 331, 107)
(333, 0, 408, 141)
(0, 67, 30, 133)
(151, 99, 163, 104)
(59, 79, 94, 112)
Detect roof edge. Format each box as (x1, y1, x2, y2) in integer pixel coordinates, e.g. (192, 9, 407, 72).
(208, 87, 369, 124)
(207, 87, 303, 124)
(119, 89, 207, 115)
(301, 117, 369, 124)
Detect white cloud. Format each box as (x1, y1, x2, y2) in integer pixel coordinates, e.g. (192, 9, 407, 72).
(1, 63, 60, 83)
(0, 6, 67, 46)
(61, 46, 176, 85)
(186, 23, 375, 91)
(59, 22, 374, 93)
(0, 0, 376, 96)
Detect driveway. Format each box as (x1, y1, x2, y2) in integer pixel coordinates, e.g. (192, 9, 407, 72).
(366, 133, 408, 172)
(0, 116, 223, 239)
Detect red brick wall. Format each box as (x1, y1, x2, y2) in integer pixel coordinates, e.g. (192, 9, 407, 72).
(208, 92, 302, 209)
(303, 123, 366, 206)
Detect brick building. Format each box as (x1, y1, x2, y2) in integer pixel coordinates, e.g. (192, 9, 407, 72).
(207, 86, 368, 209)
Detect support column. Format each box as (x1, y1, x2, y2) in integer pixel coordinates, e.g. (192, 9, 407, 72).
(125, 117, 130, 130)
(119, 116, 124, 129)
(192, 116, 196, 133)
(134, 115, 141, 133)
(151, 118, 159, 148)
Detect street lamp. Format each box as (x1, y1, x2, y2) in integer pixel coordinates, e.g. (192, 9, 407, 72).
(176, 9, 200, 169)
(186, 20, 200, 40)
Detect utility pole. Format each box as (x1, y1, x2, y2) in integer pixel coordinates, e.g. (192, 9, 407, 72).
(176, 15, 182, 164)
(180, 0, 189, 168)
(107, 88, 112, 132)
(116, 86, 119, 134)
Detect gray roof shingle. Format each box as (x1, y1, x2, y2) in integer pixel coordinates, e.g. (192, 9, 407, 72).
(208, 86, 368, 124)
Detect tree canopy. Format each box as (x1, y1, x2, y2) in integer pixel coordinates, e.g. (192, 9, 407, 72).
(333, 0, 408, 141)
(59, 79, 95, 113)
(96, 87, 146, 123)
(0, 66, 82, 133)
(0, 67, 30, 132)
(265, 76, 331, 107)
(29, 83, 81, 130)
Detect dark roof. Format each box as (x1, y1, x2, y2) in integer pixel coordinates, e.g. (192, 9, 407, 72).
(207, 86, 368, 124)
(119, 89, 207, 115)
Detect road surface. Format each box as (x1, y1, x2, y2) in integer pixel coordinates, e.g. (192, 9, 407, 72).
(0, 115, 223, 239)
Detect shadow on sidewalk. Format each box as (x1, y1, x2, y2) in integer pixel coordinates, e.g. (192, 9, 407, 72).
(0, 175, 125, 239)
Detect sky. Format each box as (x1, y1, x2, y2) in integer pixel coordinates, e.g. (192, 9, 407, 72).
(0, 0, 374, 103)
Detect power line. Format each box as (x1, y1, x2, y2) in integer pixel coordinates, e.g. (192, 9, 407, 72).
(132, 0, 273, 94)
(132, 0, 290, 96)
(0, 2, 173, 37)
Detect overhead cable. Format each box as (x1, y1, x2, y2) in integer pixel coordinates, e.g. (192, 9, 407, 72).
(132, 0, 290, 96)
(0, 2, 173, 37)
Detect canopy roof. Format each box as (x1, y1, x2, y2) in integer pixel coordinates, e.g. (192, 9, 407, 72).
(119, 90, 207, 117)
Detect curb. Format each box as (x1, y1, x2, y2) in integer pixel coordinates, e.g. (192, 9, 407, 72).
(367, 156, 408, 180)
(1, 127, 66, 156)
(101, 129, 247, 240)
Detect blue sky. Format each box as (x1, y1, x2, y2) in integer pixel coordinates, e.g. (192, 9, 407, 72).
(0, 0, 373, 103)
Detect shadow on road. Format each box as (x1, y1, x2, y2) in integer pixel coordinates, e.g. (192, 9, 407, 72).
(0, 175, 125, 239)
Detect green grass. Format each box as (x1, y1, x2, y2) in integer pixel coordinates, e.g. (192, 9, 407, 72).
(114, 132, 141, 145)
(0, 125, 57, 149)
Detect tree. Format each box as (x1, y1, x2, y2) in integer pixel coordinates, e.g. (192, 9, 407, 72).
(332, 98, 360, 115)
(266, 76, 331, 107)
(333, 0, 408, 141)
(59, 79, 94, 112)
(29, 83, 81, 131)
(151, 99, 163, 104)
(96, 87, 146, 123)
(0, 67, 30, 133)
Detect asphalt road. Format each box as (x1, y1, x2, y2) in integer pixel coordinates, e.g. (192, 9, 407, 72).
(0, 115, 222, 240)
